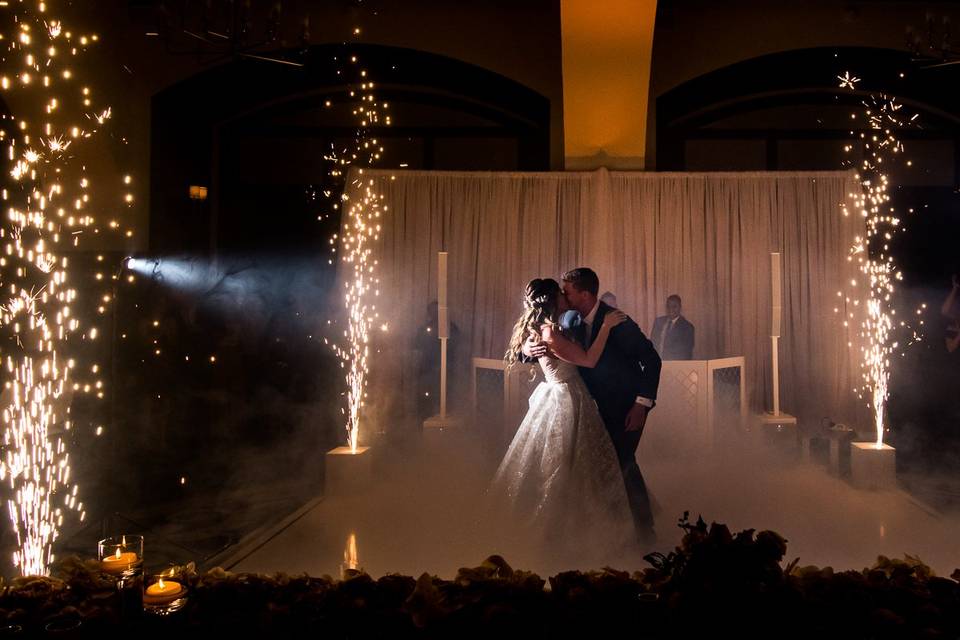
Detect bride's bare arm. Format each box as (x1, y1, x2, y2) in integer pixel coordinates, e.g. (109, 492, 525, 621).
(541, 311, 626, 368)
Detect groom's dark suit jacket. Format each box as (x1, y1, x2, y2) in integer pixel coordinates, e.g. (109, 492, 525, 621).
(568, 302, 662, 435)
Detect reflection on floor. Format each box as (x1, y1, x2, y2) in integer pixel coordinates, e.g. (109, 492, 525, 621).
(51, 481, 313, 576)
(228, 430, 960, 579)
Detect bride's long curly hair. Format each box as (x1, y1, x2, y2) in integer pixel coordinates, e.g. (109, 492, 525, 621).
(505, 278, 561, 366)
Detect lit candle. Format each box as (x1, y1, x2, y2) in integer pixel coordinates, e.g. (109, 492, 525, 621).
(100, 548, 138, 574)
(144, 578, 184, 606)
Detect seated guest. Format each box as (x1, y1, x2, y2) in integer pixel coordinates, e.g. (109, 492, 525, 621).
(600, 291, 618, 308)
(651, 294, 695, 360)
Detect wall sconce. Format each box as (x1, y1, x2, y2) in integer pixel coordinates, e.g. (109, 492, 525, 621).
(189, 185, 208, 201)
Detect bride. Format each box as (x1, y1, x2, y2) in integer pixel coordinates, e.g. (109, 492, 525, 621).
(487, 278, 635, 566)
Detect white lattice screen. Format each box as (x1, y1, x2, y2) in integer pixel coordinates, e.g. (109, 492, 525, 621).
(472, 357, 746, 457)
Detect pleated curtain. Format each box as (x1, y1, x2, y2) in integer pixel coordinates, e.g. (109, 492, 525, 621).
(342, 168, 866, 429)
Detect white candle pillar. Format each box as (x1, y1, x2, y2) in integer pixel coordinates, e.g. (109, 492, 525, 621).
(438, 251, 449, 418)
(771, 252, 782, 416)
(438, 251, 449, 339)
(759, 251, 796, 439)
(438, 252, 448, 307)
(422, 251, 462, 435)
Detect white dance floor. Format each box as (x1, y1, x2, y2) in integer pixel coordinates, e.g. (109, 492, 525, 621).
(228, 432, 958, 579)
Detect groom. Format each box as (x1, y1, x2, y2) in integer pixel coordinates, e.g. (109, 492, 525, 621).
(524, 267, 662, 544)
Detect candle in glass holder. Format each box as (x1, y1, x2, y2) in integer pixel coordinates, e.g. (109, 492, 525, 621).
(98, 535, 144, 581)
(101, 548, 138, 574)
(143, 573, 188, 615)
(143, 578, 184, 605)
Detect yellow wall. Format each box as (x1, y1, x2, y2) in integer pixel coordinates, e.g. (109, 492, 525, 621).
(561, 0, 658, 169)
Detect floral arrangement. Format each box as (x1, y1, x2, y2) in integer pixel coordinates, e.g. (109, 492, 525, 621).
(0, 514, 956, 636)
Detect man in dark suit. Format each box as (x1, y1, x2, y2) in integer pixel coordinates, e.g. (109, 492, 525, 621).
(525, 268, 662, 544)
(651, 294, 695, 360)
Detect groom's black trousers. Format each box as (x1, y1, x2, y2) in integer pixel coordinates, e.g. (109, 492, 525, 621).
(610, 429, 656, 546)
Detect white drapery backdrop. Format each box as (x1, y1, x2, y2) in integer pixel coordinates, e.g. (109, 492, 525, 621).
(342, 168, 866, 430)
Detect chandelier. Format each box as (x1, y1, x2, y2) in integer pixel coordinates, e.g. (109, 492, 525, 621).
(906, 13, 960, 69)
(146, 0, 311, 67)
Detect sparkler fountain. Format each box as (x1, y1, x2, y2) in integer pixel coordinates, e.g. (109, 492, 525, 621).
(324, 40, 390, 495)
(0, 2, 122, 575)
(836, 72, 920, 490)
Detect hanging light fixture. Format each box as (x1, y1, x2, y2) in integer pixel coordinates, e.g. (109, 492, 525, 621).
(146, 0, 310, 67)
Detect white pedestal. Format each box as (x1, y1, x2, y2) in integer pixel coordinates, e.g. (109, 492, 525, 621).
(422, 414, 466, 458)
(850, 442, 896, 491)
(422, 414, 463, 435)
(758, 412, 798, 454)
(760, 412, 797, 427)
(325, 446, 373, 496)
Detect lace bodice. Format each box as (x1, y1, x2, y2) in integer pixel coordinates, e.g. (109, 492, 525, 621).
(538, 356, 578, 384)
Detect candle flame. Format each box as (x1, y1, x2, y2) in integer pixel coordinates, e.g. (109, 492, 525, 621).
(344, 532, 359, 571)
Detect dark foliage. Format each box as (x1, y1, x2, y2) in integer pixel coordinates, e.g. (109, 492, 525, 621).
(1, 515, 956, 638)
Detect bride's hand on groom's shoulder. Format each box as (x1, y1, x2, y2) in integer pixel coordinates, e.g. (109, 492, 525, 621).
(602, 310, 627, 331)
(522, 335, 547, 359)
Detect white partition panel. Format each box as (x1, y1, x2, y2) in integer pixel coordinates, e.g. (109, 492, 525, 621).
(472, 356, 746, 458)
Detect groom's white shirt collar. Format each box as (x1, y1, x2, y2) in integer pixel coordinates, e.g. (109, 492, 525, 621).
(583, 299, 601, 328)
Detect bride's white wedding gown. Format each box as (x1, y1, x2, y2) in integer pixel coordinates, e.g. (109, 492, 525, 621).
(488, 356, 636, 564)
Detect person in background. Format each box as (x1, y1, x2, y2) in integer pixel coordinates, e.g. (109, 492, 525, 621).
(651, 294, 695, 360)
(415, 300, 461, 421)
(942, 274, 959, 354)
(415, 301, 441, 421)
(600, 291, 618, 308)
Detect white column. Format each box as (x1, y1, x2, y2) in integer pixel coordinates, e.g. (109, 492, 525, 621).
(438, 251, 449, 418)
(771, 252, 782, 416)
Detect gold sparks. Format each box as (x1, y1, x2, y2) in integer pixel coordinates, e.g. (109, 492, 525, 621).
(838, 76, 922, 447)
(331, 179, 385, 452)
(326, 46, 392, 453)
(837, 71, 861, 90)
(0, 1, 116, 576)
